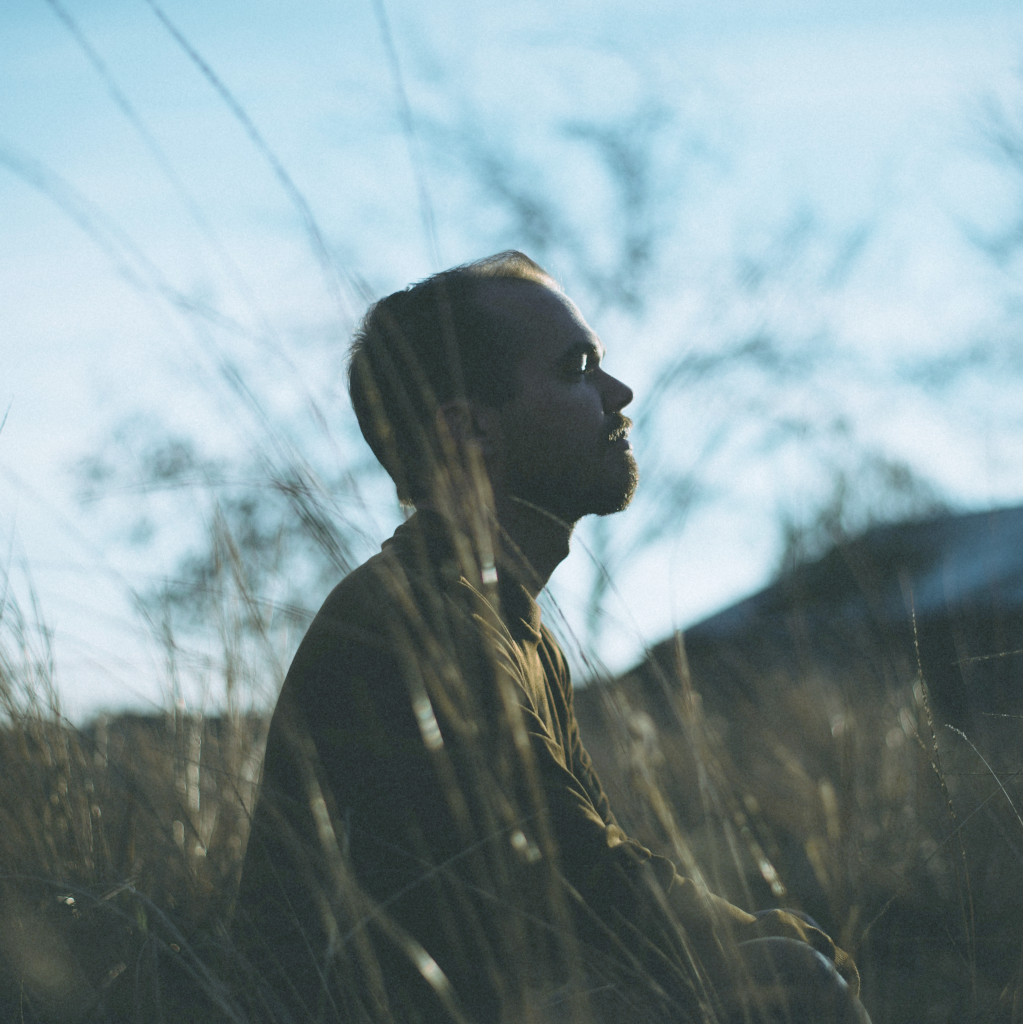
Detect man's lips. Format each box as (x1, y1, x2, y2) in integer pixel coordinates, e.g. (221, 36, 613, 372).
(605, 416, 633, 446)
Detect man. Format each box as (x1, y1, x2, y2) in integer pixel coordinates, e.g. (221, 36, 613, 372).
(232, 252, 869, 1023)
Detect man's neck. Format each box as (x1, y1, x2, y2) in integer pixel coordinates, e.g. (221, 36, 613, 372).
(416, 487, 575, 599)
(493, 497, 575, 599)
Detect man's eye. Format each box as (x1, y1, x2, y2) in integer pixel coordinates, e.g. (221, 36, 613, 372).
(572, 353, 598, 375)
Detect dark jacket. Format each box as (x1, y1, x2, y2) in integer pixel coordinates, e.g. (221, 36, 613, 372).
(232, 512, 856, 1023)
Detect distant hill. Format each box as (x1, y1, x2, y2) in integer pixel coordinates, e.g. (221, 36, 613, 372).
(584, 504, 1022, 733)
(571, 506, 1021, 1013)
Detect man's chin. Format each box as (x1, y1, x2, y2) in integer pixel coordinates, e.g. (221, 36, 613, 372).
(593, 488, 636, 518)
(589, 460, 639, 518)
(510, 457, 638, 523)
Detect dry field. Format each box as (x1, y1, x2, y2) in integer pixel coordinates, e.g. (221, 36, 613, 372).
(0, 513, 1020, 1023)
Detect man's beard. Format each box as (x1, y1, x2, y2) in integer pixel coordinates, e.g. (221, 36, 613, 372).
(591, 448, 639, 518)
(511, 448, 639, 525)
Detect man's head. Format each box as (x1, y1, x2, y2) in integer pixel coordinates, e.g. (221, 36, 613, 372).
(349, 250, 636, 522)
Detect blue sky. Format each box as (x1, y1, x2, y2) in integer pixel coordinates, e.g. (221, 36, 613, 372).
(1, 0, 1021, 717)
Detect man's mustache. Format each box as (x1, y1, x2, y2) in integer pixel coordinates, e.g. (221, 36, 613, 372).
(605, 415, 632, 443)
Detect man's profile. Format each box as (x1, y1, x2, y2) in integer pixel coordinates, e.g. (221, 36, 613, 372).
(232, 251, 870, 1022)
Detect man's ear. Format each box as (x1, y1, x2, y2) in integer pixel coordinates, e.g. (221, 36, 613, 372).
(437, 399, 501, 455)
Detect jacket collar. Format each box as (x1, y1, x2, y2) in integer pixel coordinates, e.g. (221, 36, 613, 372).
(390, 509, 543, 644)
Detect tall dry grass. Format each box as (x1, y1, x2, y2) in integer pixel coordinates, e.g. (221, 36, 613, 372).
(575, 641, 1022, 1022)
(0, 530, 1019, 1022)
(4, 4, 1018, 1018)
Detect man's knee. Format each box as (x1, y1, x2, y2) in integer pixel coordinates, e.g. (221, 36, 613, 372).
(718, 936, 871, 1024)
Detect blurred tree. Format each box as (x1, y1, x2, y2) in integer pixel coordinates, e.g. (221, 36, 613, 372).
(65, 40, 1020, 691)
(415, 98, 967, 653)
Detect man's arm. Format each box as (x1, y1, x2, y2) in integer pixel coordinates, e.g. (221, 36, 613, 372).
(541, 639, 862, 997)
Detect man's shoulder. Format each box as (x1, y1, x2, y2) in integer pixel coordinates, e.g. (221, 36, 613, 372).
(294, 513, 464, 656)
(318, 544, 400, 617)
(278, 538, 415, 708)
(279, 515, 486, 712)
(303, 533, 420, 648)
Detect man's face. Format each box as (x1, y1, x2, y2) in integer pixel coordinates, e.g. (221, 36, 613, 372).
(483, 281, 637, 523)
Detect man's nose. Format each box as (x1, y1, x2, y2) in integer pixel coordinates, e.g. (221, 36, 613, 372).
(601, 371, 633, 413)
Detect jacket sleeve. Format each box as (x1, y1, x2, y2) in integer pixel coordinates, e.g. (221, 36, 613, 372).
(522, 640, 860, 997)
(500, 656, 751, 978)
